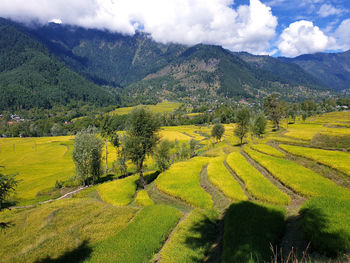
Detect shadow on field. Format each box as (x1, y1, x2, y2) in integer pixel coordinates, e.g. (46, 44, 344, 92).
(221, 201, 285, 263)
(34, 240, 92, 263)
(0, 221, 14, 231)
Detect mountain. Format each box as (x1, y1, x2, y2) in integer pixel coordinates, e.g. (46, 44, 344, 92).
(281, 50, 350, 91)
(0, 18, 116, 111)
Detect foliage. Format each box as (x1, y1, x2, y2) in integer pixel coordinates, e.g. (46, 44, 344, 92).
(234, 107, 251, 145)
(72, 131, 104, 186)
(226, 152, 290, 205)
(0, 198, 137, 263)
(280, 144, 350, 176)
(263, 94, 284, 130)
(222, 201, 286, 263)
(159, 208, 218, 262)
(211, 123, 225, 142)
(207, 156, 247, 201)
(300, 196, 350, 256)
(0, 172, 18, 209)
(156, 157, 213, 209)
(251, 113, 267, 137)
(154, 140, 171, 172)
(135, 190, 154, 206)
(87, 205, 181, 263)
(249, 144, 285, 158)
(244, 147, 350, 200)
(97, 175, 139, 206)
(124, 108, 161, 188)
(109, 101, 182, 116)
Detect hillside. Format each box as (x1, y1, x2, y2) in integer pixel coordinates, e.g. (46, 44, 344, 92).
(0, 18, 116, 110)
(281, 50, 350, 91)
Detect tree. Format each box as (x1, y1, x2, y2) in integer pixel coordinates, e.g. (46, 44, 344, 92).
(72, 130, 104, 186)
(124, 108, 160, 188)
(211, 123, 225, 142)
(0, 172, 17, 209)
(189, 139, 199, 158)
(114, 144, 128, 178)
(234, 107, 251, 145)
(263, 94, 284, 130)
(251, 113, 267, 138)
(154, 140, 171, 172)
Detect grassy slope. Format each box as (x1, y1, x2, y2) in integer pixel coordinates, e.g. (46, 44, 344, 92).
(0, 198, 137, 263)
(250, 143, 285, 158)
(135, 190, 154, 206)
(245, 147, 350, 200)
(226, 152, 290, 205)
(156, 157, 213, 209)
(109, 101, 182, 115)
(87, 205, 182, 263)
(280, 144, 350, 176)
(207, 156, 247, 201)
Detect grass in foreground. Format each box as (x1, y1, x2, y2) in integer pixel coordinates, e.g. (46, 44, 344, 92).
(159, 208, 218, 263)
(207, 156, 247, 201)
(97, 175, 139, 206)
(135, 190, 154, 206)
(249, 143, 285, 158)
(300, 196, 350, 256)
(156, 157, 213, 209)
(280, 144, 350, 177)
(87, 205, 182, 263)
(0, 199, 137, 263)
(244, 148, 350, 200)
(222, 201, 285, 263)
(226, 152, 290, 205)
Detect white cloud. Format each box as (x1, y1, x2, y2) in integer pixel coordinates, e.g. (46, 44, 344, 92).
(0, 0, 278, 54)
(317, 3, 343, 17)
(278, 20, 334, 57)
(332, 19, 350, 51)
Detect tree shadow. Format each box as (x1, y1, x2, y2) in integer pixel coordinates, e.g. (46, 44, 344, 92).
(136, 171, 160, 189)
(0, 221, 14, 231)
(220, 201, 285, 263)
(34, 240, 92, 263)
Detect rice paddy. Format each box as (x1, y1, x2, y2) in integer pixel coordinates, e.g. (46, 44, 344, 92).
(109, 101, 182, 115)
(249, 143, 285, 157)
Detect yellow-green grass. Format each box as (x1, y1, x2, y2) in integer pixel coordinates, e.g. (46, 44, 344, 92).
(284, 123, 324, 141)
(222, 201, 285, 263)
(226, 152, 290, 205)
(156, 157, 213, 209)
(244, 148, 350, 200)
(267, 136, 310, 146)
(135, 190, 154, 206)
(158, 130, 192, 142)
(249, 143, 285, 157)
(279, 144, 350, 177)
(0, 198, 137, 263)
(97, 175, 139, 206)
(159, 208, 218, 262)
(161, 125, 208, 141)
(87, 205, 182, 263)
(109, 101, 182, 115)
(310, 111, 350, 124)
(300, 196, 350, 256)
(207, 156, 247, 201)
(0, 136, 75, 203)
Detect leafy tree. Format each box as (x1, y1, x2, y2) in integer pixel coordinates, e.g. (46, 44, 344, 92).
(263, 94, 284, 130)
(72, 130, 104, 186)
(251, 113, 267, 138)
(124, 108, 160, 188)
(0, 172, 17, 209)
(154, 140, 171, 172)
(114, 144, 128, 178)
(234, 107, 251, 145)
(189, 139, 199, 158)
(211, 123, 225, 142)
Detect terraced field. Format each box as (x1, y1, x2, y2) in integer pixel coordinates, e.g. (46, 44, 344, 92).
(280, 144, 350, 176)
(109, 101, 182, 115)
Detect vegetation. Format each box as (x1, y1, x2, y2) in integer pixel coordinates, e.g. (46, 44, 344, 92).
(109, 101, 182, 115)
(251, 113, 267, 137)
(72, 130, 104, 186)
(280, 144, 350, 176)
(207, 156, 247, 201)
(124, 108, 161, 188)
(234, 107, 251, 145)
(222, 201, 285, 263)
(211, 123, 225, 142)
(249, 144, 285, 158)
(153, 140, 171, 172)
(300, 196, 350, 256)
(263, 94, 284, 130)
(159, 208, 218, 262)
(135, 190, 154, 206)
(226, 152, 290, 205)
(156, 157, 213, 209)
(0, 172, 17, 209)
(87, 205, 181, 263)
(244, 147, 350, 199)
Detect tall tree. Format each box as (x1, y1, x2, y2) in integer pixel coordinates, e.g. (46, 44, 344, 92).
(251, 113, 267, 138)
(154, 140, 171, 172)
(0, 172, 17, 209)
(124, 108, 160, 188)
(72, 130, 104, 186)
(211, 123, 225, 142)
(263, 94, 284, 130)
(234, 107, 251, 145)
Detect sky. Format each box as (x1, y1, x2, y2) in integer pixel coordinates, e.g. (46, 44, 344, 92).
(0, 0, 349, 57)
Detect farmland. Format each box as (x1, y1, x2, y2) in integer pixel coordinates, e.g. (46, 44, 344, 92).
(1, 110, 350, 262)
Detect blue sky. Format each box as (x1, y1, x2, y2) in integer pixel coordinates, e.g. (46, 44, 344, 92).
(0, 0, 349, 57)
